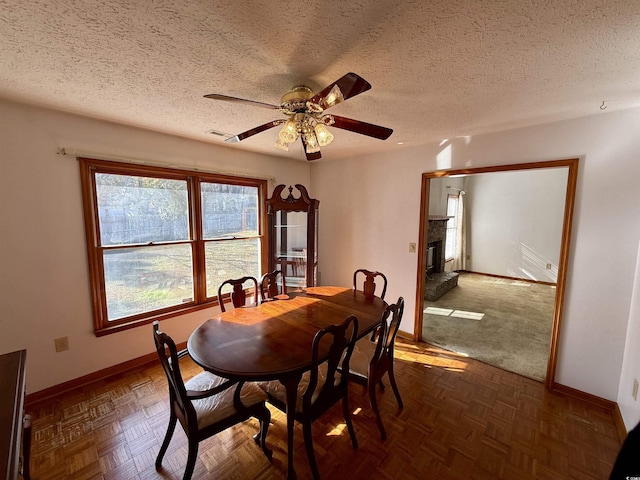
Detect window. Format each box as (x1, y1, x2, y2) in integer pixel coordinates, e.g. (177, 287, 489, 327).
(80, 158, 267, 335)
(445, 194, 459, 260)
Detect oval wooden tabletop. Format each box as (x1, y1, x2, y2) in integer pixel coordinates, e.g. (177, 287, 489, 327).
(187, 286, 387, 380)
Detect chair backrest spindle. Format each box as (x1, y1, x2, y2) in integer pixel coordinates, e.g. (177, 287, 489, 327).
(260, 270, 286, 301)
(304, 315, 358, 412)
(217, 276, 259, 312)
(353, 269, 388, 300)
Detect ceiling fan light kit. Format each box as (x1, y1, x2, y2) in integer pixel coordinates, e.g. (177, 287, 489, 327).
(314, 123, 334, 146)
(204, 73, 393, 160)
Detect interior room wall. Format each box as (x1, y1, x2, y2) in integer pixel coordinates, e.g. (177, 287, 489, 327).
(464, 168, 567, 283)
(3, 97, 640, 430)
(427, 176, 465, 217)
(618, 239, 640, 430)
(311, 107, 640, 418)
(0, 98, 311, 394)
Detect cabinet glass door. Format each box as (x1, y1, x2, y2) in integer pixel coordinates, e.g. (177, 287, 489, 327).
(275, 211, 307, 288)
(266, 184, 319, 289)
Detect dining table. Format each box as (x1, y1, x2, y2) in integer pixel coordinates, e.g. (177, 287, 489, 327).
(187, 285, 388, 479)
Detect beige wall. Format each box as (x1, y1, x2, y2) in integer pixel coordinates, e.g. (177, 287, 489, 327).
(463, 167, 568, 282)
(311, 108, 640, 428)
(3, 97, 640, 430)
(0, 99, 310, 394)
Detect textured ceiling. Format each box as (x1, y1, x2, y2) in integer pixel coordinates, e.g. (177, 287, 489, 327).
(1, 0, 639, 161)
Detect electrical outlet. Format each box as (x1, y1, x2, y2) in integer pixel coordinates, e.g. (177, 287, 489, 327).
(409, 242, 416, 253)
(546, 263, 552, 270)
(54, 336, 69, 352)
(633, 378, 639, 401)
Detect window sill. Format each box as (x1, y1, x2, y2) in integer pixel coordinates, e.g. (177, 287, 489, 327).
(94, 301, 219, 337)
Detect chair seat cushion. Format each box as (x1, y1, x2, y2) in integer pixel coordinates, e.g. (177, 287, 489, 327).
(349, 338, 376, 378)
(185, 372, 268, 429)
(259, 363, 338, 412)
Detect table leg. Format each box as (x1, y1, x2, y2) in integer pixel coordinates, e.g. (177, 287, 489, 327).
(280, 373, 302, 480)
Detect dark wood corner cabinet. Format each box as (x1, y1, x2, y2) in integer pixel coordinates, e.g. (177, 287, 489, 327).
(0, 350, 30, 480)
(266, 184, 319, 289)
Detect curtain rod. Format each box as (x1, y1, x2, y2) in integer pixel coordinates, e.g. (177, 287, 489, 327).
(56, 147, 276, 183)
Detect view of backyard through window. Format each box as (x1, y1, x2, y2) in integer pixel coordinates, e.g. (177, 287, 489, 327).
(95, 172, 260, 322)
(201, 181, 260, 298)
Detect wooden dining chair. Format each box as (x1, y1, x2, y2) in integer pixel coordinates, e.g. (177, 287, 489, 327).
(346, 297, 404, 440)
(259, 315, 359, 480)
(217, 276, 259, 312)
(152, 321, 271, 480)
(259, 269, 286, 301)
(353, 268, 388, 300)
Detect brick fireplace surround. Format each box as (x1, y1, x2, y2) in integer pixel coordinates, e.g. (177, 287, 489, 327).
(425, 216, 459, 301)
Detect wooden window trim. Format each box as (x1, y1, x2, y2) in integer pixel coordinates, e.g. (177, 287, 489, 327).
(79, 158, 268, 336)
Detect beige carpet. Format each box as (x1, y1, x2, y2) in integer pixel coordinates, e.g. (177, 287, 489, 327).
(422, 272, 555, 381)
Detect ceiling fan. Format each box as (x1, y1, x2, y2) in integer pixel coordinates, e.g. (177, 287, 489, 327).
(204, 72, 393, 161)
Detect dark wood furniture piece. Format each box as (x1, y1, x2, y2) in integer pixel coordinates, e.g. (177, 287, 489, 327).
(0, 350, 30, 480)
(152, 322, 271, 480)
(353, 268, 388, 300)
(217, 276, 259, 312)
(345, 297, 405, 440)
(259, 269, 286, 301)
(187, 286, 387, 480)
(609, 419, 640, 479)
(266, 184, 319, 290)
(259, 315, 359, 480)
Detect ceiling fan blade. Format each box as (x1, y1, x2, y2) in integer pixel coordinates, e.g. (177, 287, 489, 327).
(301, 136, 322, 161)
(226, 120, 285, 143)
(309, 73, 372, 110)
(330, 115, 393, 140)
(204, 94, 280, 110)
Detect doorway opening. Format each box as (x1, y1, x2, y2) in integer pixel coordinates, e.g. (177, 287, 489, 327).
(413, 159, 579, 389)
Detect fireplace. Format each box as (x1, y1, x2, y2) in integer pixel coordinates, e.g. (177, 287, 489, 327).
(425, 216, 458, 301)
(426, 217, 449, 274)
(427, 241, 442, 275)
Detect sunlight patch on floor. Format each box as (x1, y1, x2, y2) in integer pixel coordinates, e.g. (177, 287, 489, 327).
(326, 422, 346, 436)
(424, 306, 453, 316)
(422, 357, 468, 371)
(424, 306, 484, 320)
(450, 310, 484, 320)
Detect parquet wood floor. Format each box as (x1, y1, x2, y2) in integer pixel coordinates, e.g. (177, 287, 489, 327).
(26, 339, 622, 479)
